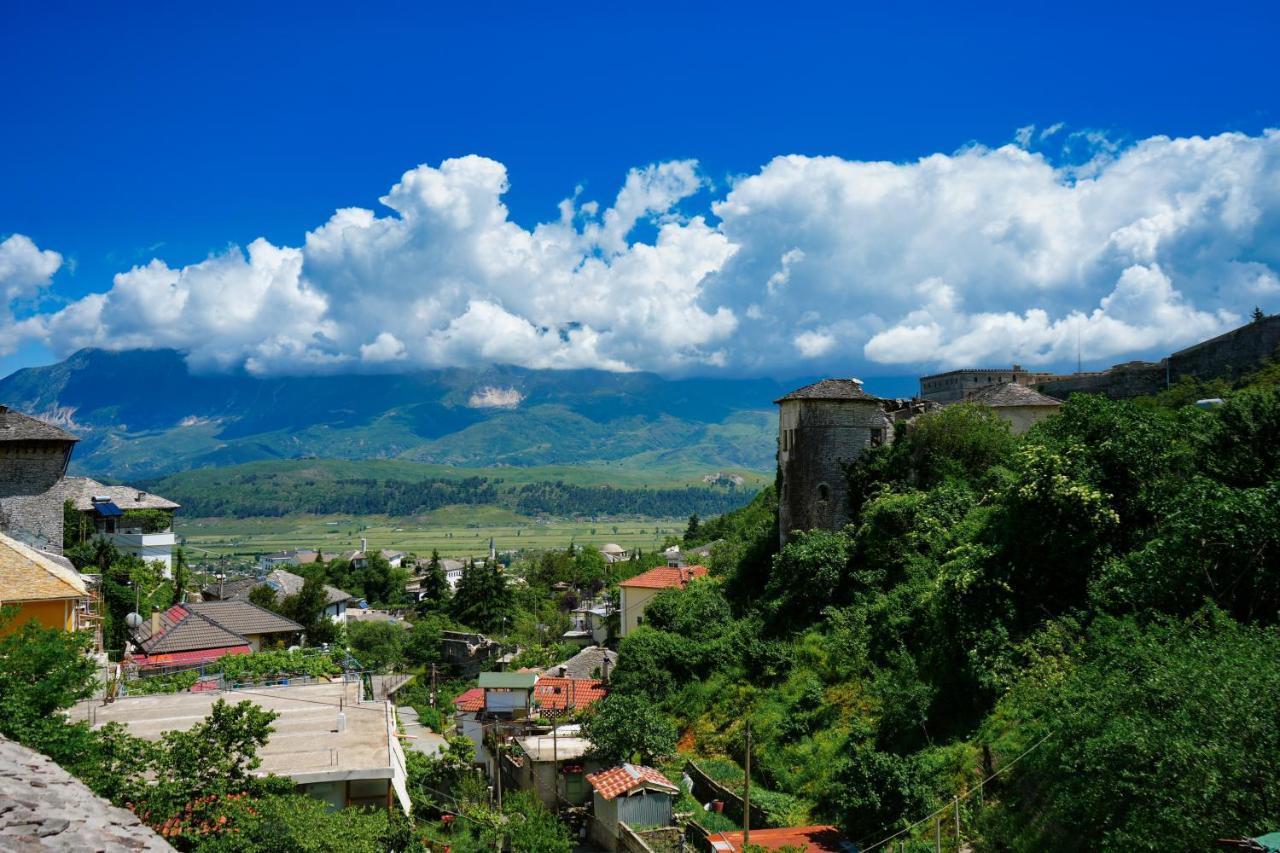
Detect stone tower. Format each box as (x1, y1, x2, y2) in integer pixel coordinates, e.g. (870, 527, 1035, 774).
(775, 379, 892, 546)
(0, 405, 79, 554)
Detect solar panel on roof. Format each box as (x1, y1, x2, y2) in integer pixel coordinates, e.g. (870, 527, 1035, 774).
(92, 501, 124, 517)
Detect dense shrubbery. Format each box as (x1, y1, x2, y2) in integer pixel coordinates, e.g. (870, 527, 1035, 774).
(608, 387, 1280, 851)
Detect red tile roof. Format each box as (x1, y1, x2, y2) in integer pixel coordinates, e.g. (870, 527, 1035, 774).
(453, 687, 484, 713)
(618, 565, 708, 590)
(533, 677, 606, 712)
(707, 826, 848, 852)
(585, 764, 679, 800)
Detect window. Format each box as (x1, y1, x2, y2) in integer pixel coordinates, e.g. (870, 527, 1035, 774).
(817, 483, 830, 502)
(870, 427, 884, 447)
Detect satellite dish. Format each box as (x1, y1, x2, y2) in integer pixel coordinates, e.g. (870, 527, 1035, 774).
(125, 612, 144, 629)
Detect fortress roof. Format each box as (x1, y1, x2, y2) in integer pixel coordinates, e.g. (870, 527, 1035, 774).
(0, 405, 79, 442)
(966, 382, 1062, 407)
(774, 378, 881, 404)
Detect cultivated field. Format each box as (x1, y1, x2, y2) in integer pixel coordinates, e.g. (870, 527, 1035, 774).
(176, 504, 686, 565)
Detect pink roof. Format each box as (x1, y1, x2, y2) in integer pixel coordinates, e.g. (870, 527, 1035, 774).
(585, 764, 678, 800)
(453, 687, 484, 712)
(533, 677, 606, 712)
(618, 565, 708, 590)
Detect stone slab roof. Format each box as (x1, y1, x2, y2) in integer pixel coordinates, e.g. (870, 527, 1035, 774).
(774, 378, 880, 403)
(547, 646, 618, 680)
(0, 405, 78, 443)
(63, 478, 180, 512)
(131, 604, 249, 654)
(200, 577, 259, 601)
(966, 382, 1063, 407)
(184, 600, 302, 636)
(0, 531, 87, 603)
(261, 569, 351, 607)
(0, 735, 175, 851)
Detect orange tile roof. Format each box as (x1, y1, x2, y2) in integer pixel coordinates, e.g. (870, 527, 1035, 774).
(533, 677, 606, 712)
(618, 565, 708, 590)
(0, 532, 87, 603)
(585, 764, 678, 800)
(707, 826, 847, 852)
(453, 687, 484, 712)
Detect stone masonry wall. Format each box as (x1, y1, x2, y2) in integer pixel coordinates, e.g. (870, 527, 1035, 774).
(1169, 315, 1280, 383)
(0, 442, 74, 554)
(779, 399, 891, 545)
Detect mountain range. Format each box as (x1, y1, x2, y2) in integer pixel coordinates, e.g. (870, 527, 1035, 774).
(0, 348, 823, 479)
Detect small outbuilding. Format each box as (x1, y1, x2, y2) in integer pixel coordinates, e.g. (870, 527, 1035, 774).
(586, 764, 679, 849)
(963, 382, 1062, 434)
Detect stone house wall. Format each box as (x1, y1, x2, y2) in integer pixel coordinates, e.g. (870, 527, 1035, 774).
(0, 440, 75, 554)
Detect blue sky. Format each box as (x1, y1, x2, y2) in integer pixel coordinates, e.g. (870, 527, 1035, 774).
(3, 1, 1279, 380)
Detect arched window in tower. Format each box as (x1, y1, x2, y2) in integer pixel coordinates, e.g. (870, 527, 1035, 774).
(817, 482, 830, 503)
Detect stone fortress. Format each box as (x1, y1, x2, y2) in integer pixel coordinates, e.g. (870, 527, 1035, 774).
(0, 404, 79, 553)
(777, 314, 1280, 545)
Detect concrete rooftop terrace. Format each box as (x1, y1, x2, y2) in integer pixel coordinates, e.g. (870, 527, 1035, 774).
(82, 681, 395, 785)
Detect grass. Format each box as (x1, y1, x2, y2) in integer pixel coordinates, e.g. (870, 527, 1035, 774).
(176, 508, 688, 562)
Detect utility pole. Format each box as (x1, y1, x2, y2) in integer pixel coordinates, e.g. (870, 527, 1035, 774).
(552, 717, 560, 814)
(430, 664, 437, 708)
(743, 721, 752, 847)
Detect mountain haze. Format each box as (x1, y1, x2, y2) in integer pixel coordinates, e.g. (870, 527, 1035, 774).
(0, 349, 799, 478)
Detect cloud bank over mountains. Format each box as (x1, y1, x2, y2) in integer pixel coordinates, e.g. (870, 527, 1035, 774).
(4, 129, 1279, 377)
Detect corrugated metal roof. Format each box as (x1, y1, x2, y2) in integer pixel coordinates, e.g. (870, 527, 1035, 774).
(479, 671, 538, 689)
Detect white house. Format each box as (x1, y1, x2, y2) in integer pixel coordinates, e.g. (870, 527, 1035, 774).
(64, 478, 180, 576)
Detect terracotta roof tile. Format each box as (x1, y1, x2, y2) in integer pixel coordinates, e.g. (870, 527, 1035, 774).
(586, 764, 678, 800)
(0, 531, 87, 602)
(453, 687, 484, 712)
(533, 677, 606, 713)
(619, 565, 708, 590)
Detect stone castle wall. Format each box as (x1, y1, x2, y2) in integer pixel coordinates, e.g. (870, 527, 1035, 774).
(1037, 361, 1167, 400)
(0, 441, 74, 554)
(1168, 315, 1280, 383)
(778, 399, 890, 544)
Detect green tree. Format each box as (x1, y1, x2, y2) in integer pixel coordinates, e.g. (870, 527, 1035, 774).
(0, 609, 97, 750)
(1253, 305, 1266, 323)
(416, 549, 451, 612)
(581, 693, 678, 765)
(684, 512, 701, 543)
(281, 574, 337, 645)
(248, 583, 280, 611)
(348, 619, 407, 671)
(171, 547, 190, 605)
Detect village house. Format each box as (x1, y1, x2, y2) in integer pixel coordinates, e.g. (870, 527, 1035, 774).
(563, 598, 614, 646)
(442, 629, 505, 677)
(0, 529, 95, 641)
(586, 764, 680, 851)
(511, 724, 598, 809)
(962, 381, 1063, 434)
(63, 477, 181, 574)
(0, 405, 78, 554)
(618, 564, 708, 637)
(126, 601, 301, 668)
(453, 671, 538, 781)
(204, 568, 353, 624)
(85, 680, 410, 813)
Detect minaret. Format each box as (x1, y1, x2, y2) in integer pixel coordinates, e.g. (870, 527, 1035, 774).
(489, 537, 497, 563)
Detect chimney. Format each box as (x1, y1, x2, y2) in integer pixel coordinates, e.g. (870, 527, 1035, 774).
(151, 611, 161, 635)
(336, 712, 347, 733)
(360, 537, 367, 553)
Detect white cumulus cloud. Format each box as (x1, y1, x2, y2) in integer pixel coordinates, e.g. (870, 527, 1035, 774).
(7, 128, 1280, 376)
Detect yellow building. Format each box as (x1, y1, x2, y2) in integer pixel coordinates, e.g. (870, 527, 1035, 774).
(0, 531, 90, 635)
(618, 565, 708, 637)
